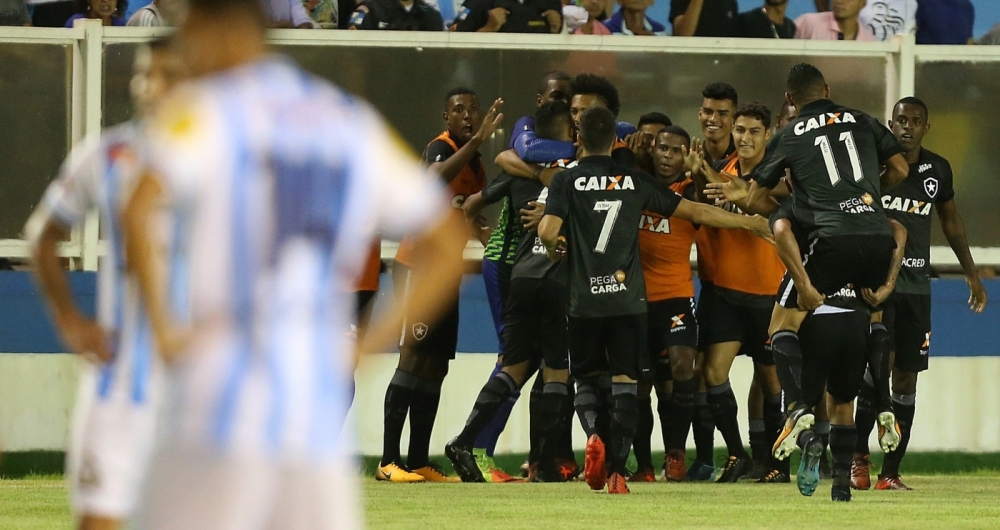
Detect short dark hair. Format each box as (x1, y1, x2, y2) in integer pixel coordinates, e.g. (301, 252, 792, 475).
(895, 96, 929, 117)
(534, 101, 572, 140)
(539, 71, 572, 95)
(572, 74, 621, 117)
(734, 101, 772, 129)
(702, 82, 738, 107)
(786, 63, 827, 104)
(638, 112, 672, 129)
(74, 0, 127, 17)
(579, 107, 617, 153)
(658, 125, 691, 146)
(445, 87, 476, 105)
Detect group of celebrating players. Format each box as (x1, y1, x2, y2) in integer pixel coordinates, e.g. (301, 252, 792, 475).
(372, 66, 988, 502)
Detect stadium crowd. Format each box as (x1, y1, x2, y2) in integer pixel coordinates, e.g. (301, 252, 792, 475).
(363, 64, 988, 503)
(0, 0, 996, 45)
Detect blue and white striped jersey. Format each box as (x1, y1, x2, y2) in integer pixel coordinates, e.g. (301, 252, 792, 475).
(30, 122, 161, 406)
(144, 56, 447, 462)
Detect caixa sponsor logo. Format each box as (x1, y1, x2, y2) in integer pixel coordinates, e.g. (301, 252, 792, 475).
(575, 175, 635, 191)
(902, 257, 926, 268)
(590, 270, 627, 294)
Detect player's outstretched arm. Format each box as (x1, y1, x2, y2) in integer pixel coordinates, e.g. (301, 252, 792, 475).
(938, 198, 987, 312)
(27, 217, 110, 363)
(672, 199, 772, 240)
(881, 153, 909, 191)
(771, 218, 825, 311)
(537, 214, 565, 262)
(358, 213, 468, 356)
(495, 149, 563, 185)
(863, 219, 908, 307)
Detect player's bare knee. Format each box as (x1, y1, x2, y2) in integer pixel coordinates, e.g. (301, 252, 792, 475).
(501, 361, 533, 386)
(667, 347, 696, 381)
(541, 367, 569, 384)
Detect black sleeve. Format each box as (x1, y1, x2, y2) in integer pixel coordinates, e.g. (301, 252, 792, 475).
(352, 3, 380, 29)
(681, 182, 697, 201)
(422, 7, 444, 30)
(640, 173, 682, 217)
(544, 172, 571, 220)
(422, 138, 456, 165)
(611, 145, 636, 168)
(669, 0, 690, 24)
(482, 173, 513, 205)
(937, 158, 956, 203)
(753, 130, 789, 189)
(866, 113, 906, 163)
(455, 0, 489, 31)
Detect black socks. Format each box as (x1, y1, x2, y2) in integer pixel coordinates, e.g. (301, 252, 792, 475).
(830, 425, 857, 488)
(666, 378, 697, 452)
(707, 380, 748, 458)
(634, 398, 654, 471)
(574, 378, 603, 440)
(771, 331, 803, 409)
(456, 372, 518, 449)
(880, 392, 916, 477)
(854, 373, 878, 456)
(609, 383, 638, 476)
(693, 392, 716, 463)
(381, 369, 417, 466)
(407, 376, 444, 469)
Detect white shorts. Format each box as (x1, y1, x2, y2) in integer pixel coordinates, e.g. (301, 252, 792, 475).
(138, 448, 362, 530)
(66, 362, 163, 518)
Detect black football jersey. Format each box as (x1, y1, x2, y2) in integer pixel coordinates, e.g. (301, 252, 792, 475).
(544, 155, 681, 318)
(755, 99, 903, 240)
(881, 148, 955, 294)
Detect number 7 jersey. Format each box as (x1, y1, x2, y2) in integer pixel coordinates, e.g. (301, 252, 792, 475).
(544, 155, 681, 319)
(755, 99, 904, 240)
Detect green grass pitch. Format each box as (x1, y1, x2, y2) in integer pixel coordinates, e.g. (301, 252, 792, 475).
(4, 473, 1000, 529)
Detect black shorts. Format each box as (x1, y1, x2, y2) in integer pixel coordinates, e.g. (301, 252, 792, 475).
(647, 298, 697, 381)
(883, 292, 932, 373)
(394, 264, 459, 360)
(777, 234, 895, 309)
(703, 291, 774, 365)
(798, 308, 869, 405)
(501, 277, 569, 371)
(568, 313, 648, 381)
(696, 282, 715, 352)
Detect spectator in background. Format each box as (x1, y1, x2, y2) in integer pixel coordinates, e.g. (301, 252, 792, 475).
(452, 0, 561, 33)
(604, 0, 666, 35)
(916, 0, 975, 44)
(858, 0, 915, 40)
(261, 0, 316, 27)
(0, 0, 29, 25)
(65, 0, 127, 26)
(794, 0, 875, 41)
(570, 2, 611, 34)
(303, 0, 337, 27)
(737, 0, 795, 39)
(349, 0, 443, 30)
(127, 0, 185, 25)
(670, 0, 738, 37)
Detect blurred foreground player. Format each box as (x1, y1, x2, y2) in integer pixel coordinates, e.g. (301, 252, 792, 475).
(380, 88, 501, 483)
(852, 97, 988, 491)
(27, 39, 185, 530)
(122, 1, 468, 527)
(538, 107, 770, 494)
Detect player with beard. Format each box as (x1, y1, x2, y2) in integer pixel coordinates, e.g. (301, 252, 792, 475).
(538, 107, 771, 494)
(852, 97, 987, 491)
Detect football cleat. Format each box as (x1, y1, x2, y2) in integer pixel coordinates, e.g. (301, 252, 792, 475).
(375, 462, 426, 483)
(664, 450, 687, 482)
(686, 459, 717, 481)
(716, 455, 752, 483)
(628, 468, 656, 483)
(740, 461, 768, 482)
(473, 449, 515, 483)
(519, 459, 530, 478)
(412, 462, 462, 483)
(756, 469, 790, 484)
(555, 458, 581, 481)
(445, 439, 485, 483)
(796, 433, 824, 497)
(584, 434, 607, 491)
(850, 455, 871, 490)
(773, 406, 815, 461)
(875, 475, 913, 491)
(878, 411, 902, 453)
(831, 484, 852, 502)
(607, 472, 630, 494)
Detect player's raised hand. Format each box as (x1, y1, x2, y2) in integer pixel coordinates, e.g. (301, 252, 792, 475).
(475, 98, 504, 142)
(59, 313, 112, 364)
(968, 277, 988, 313)
(797, 283, 826, 312)
(705, 174, 749, 204)
(520, 201, 544, 231)
(682, 139, 704, 175)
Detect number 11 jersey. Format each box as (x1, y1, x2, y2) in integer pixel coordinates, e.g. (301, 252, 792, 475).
(755, 99, 904, 240)
(545, 155, 681, 319)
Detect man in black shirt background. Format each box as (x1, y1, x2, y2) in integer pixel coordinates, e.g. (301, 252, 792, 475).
(670, 0, 738, 37)
(349, 0, 444, 30)
(452, 0, 561, 33)
(736, 0, 795, 39)
(852, 97, 988, 492)
(538, 107, 770, 494)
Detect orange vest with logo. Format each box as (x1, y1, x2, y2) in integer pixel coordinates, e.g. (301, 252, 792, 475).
(639, 178, 697, 301)
(710, 157, 786, 296)
(394, 131, 485, 267)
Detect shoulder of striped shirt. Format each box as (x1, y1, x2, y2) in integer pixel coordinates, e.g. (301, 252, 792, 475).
(127, 8, 160, 26)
